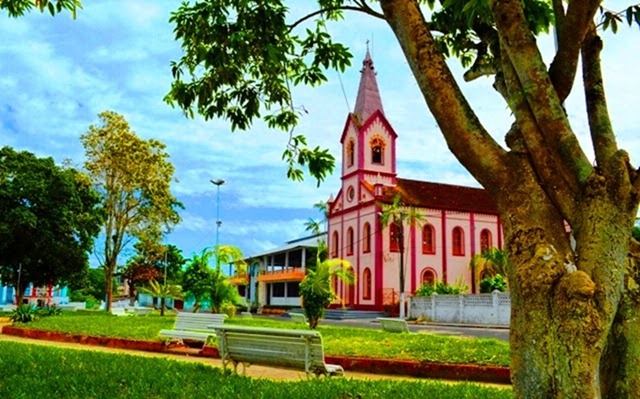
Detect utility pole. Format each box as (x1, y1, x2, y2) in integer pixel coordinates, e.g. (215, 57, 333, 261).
(210, 179, 225, 270)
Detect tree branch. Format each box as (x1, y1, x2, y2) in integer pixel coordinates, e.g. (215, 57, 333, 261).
(499, 46, 579, 222)
(379, 0, 509, 192)
(581, 27, 617, 169)
(490, 0, 593, 187)
(288, 5, 384, 31)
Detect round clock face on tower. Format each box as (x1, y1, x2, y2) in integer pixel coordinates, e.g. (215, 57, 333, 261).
(347, 186, 355, 202)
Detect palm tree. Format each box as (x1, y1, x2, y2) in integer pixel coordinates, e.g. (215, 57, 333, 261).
(379, 195, 424, 319)
(300, 258, 354, 329)
(182, 249, 214, 311)
(138, 279, 183, 316)
(469, 248, 510, 290)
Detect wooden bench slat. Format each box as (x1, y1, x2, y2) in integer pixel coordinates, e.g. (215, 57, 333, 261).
(212, 324, 344, 377)
(159, 313, 227, 345)
(377, 317, 410, 333)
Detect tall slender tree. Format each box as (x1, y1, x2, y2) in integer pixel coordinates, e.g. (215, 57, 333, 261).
(379, 195, 424, 319)
(81, 111, 182, 311)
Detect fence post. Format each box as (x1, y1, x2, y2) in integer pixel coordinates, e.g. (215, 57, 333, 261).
(459, 294, 465, 324)
(492, 290, 500, 325)
(431, 293, 437, 321)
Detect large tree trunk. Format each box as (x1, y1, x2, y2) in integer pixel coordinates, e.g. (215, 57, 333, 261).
(501, 159, 637, 398)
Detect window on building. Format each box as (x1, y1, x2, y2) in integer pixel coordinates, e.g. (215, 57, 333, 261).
(287, 282, 300, 297)
(422, 224, 435, 254)
(480, 229, 492, 252)
(362, 222, 371, 253)
(390, 222, 402, 253)
(370, 136, 385, 165)
(271, 282, 285, 297)
(332, 231, 339, 257)
(347, 227, 354, 255)
(347, 139, 355, 167)
(452, 227, 465, 256)
(237, 285, 246, 297)
(421, 269, 436, 286)
(363, 268, 372, 300)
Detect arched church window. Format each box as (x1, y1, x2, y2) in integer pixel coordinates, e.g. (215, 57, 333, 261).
(422, 224, 436, 254)
(421, 268, 436, 286)
(347, 227, 354, 255)
(480, 229, 492, 252)
(362, 222, 371, 253)
(332, 231, 339, 257)
(347, 139, 355, 167)
(363, 268, 372, 299)
(452, 227, 465, 256)
(370, 135, 385, 165)
(390, 222, 402, 253)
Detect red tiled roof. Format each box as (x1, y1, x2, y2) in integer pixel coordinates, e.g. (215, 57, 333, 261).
(379, 178, 498, 214)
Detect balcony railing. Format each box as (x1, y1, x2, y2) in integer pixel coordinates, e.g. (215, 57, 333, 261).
(257, 267, 305, 282)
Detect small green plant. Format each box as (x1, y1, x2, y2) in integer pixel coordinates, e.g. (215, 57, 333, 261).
(38, 304, 62, 317)
(414, 278, 468, 297)
(10, 304, 39, 323)
(479, 274, 508, 293)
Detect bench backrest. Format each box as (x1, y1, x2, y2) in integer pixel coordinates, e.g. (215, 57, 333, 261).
(174, 312, 227, 331)
(377, 317, 410, 333)
(111, 308, 128, 316)
(290, 313, 307, 323)
(213, 325, 327, 374)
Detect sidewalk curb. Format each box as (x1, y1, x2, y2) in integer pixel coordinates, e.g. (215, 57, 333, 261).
(2, 325, 511, 384)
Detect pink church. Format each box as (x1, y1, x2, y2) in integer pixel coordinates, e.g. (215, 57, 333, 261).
(327, 51, 504, 311)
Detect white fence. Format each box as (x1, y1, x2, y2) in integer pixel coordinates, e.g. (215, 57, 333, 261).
(409, 291, 511, 326)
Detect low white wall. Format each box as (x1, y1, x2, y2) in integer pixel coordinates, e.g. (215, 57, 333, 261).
(270, 296, 301, 306)
(409, 292, 511, 326)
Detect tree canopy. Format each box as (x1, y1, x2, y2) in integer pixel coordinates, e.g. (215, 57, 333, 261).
(81, 111, 182, 311)
(0, 146, 102, 304)
(1, 0, 81, 18)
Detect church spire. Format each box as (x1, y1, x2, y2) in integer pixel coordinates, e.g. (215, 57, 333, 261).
(353, 48, 384, 123)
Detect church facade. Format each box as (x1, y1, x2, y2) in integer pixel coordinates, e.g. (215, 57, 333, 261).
(327, 51, 503, 311)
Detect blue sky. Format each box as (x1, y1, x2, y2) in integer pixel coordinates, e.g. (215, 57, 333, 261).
(1, 2, 639, 264)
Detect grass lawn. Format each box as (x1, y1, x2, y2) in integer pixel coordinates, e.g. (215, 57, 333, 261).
(14, 312, 510, 366)
(0, 341, 512, 399)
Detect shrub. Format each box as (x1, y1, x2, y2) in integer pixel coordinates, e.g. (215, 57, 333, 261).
(414, 278, 468, 297)
(11, 304, 39, 323)
(479, 274, 508, 293)
(38, 304, 62, 317)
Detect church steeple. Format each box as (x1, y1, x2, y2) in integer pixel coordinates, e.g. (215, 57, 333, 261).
(353, 49, 384, 123)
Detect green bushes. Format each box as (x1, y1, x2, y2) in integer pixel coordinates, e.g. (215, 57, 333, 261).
(9, 304, 63, 323)
(479, 274, 508, 293)
(0, 341, 513, 399)
(10, 304, 39, 323)
(414, 278, 468, 297)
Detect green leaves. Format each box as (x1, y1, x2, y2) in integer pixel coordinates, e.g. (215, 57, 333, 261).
(0, 146, 102, 294)
(600, 5, 640, 32)
(1, 0, 81, 18)
(167, 0, 349, 184)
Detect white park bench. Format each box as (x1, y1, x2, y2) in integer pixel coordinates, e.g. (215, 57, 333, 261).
(377, 317, 410, 333)
(111, 307, 132, 317)
(211, 325, 344, 377)
(159, 312, 227, 345)
(59, 302, 86, 311)
(289, 312, 307, 324)
(132, 307, 152, 315)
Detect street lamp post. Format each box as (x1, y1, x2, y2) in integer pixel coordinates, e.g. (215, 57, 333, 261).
(210, 179, 225, 269)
